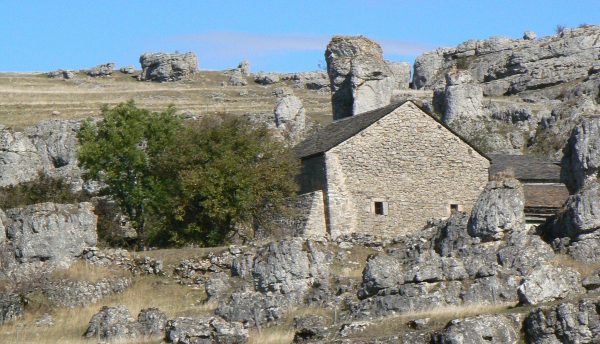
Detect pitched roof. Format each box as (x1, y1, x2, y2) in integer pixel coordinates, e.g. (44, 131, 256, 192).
(489, 154, 562, 182)
(294, 100, 490, 160)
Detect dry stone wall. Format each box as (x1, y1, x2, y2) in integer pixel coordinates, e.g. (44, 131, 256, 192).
(326, 102, 489, 237)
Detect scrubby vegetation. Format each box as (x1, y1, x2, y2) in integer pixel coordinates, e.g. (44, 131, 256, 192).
(77, 101, 299, 247)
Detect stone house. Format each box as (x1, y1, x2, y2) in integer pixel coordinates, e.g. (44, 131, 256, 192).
(293, 100, 490, 239)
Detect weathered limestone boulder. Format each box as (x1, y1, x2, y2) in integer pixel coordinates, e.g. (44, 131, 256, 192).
(47, 69, 74, 79)
(5, 202, 97, 263)
(443, 70, 484, 125)
(284, 71, 330, 90)
(386, 61, 411, 90)
(0, 294, 22, 325)
(561, 116, 600, 192)
(432, 314, 520, 344)
(254, 72, 280, 85)
(120, 65, 135, 74)
(237, 60, 250, 76)
(524, 299, 600, 343)
(293, 314, 327, 343)
(228, 68, 248, 86)
(137, 308, 168, 337)
(139, 52, 198, 82)
(468, 178, 525, 241)
(84, 305, 139, 339)
(87, 62, 115, 77)
(165, 316, 248, 344)
(216, 291, 286, 326)
(325, 35, 395, 120)
(523, 31, 537, 40)
(517, 264, 583, 305)
(273, 87, 306, 143)
(552, 181, 600, 238)
(0, 120, 83, 189)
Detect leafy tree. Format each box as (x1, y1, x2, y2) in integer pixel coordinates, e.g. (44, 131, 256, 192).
(154, 116, 299, 246)
(78, 102, 299, 247)
(77, 101, 182, 241)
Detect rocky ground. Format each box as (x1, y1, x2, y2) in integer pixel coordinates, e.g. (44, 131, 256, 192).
(0, 25, 600, 343)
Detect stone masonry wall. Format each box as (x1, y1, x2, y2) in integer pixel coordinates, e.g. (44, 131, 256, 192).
(326, 102, 490, 238)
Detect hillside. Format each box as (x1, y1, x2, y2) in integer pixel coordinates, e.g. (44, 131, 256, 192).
(0, 70, 332, 129)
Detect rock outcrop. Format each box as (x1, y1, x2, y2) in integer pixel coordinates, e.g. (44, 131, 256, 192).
(84, 306, 168, 340)
(432, 314, 520, 344)
(0, 120, 84, 189)
(47, 69, 74, 79)
(273, 87, 306, 143)
(0, 294, 22, 325)
(139, 52, 198, 82)
(467, 178, 525, 241)
(87, 63, 115, 77)
(443, 70, 483, 125)
(165, 316, 248, 344)
(413, 25, 600, 96)
(4, 202, 97, 263)
(325, 35, 395, 120)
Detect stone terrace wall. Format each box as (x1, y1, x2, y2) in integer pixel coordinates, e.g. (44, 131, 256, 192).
(326, 102, 489, 238)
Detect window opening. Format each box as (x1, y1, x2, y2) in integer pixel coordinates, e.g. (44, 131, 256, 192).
(374, 201, 385, 215)
(450, 204, 459, 212)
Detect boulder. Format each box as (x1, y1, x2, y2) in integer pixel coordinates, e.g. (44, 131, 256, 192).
(386, 61, 411, 90)
(561, 116, 600, 192)
(165, 316, 248, 344)
(523, 31, 537, 40)
(47, 69, 74, 79)
(325, 35, 395, 120)
(432, 314, 520, 344)
(293, 314, 327, 342)
(0, 293, 22, 325)
(517, 264, 583, 305)
(254, 73, 280, 85)
(237, 60, 250, 76)
(139, 52, 198, 82)
(84, 305, 139, 339)
(228, 69, 248, 86)
(137, 308, 168, 337)
(4, 202, 97, 263)
(468, 179, 525, 241)
(273, 88, 306, 143)
(443, 70, 484, 125)
(524, 299, 600, 343)
(215, 291, 286, 326)
(87, 63, 115, 77)
(120, 65, 136, 74)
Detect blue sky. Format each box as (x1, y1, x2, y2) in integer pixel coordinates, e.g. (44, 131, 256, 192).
(1, 0, 599, 72)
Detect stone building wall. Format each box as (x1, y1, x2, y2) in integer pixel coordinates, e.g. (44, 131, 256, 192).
(326, 102, 489, 238)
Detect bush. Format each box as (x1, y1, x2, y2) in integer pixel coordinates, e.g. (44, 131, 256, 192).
(0, 173, 85, 209)
(78, 102, 299, 247)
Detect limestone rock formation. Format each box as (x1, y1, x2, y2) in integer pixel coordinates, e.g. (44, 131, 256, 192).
(561, 116, 600, 192)
(0, 120, 84, 189)
(87, 62, 115, 77)
(413, 25, 600, 96)
(517, 264, 583, 305)
(386, 61, 411, 90)
(524, 299, 600, 343)
(4, 202, 97, 263)
(165, 316, 248, 344)
(325, 35, 395, 120)
(228, 68, 248, 86)
(47, 69, 74, 79)
(443, 70, 483, 125)
(468, 178, 525, 241)
(139, 52, 198, 82)
(432, 314, 520, 344)
(0, 294, 22, 325)
(273, 87, 306, 143)
(237, 60, 250, 76)
(84, 306, 167, 340)
(120, 65, 135, 74)
(254, 72, 280, 85)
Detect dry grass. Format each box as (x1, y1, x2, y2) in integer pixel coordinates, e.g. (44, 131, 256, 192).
(357, 302, 518, 339)
(0, 275, 214, 344)
(329, 244, 378, 280)
(248, 326, 295, 344)
(549, 253, 600, 277)
(50, 260, 129, 282)
(141, 246, 228, 266)
(0, 71, 331, 130)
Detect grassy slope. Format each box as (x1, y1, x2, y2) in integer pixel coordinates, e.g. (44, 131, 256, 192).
(0, 71, 332, 130)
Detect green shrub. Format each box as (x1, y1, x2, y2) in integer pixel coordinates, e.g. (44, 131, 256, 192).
(0, 173, 85, 209)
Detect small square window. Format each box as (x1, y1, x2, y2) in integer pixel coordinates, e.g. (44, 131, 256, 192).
(374, 201, 385, 215)
(450, 204, 459, 212)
